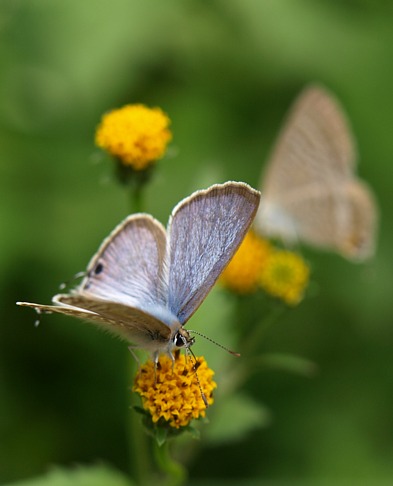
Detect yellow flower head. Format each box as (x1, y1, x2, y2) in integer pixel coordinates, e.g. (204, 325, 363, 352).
(220, 230, 272, 294)
(260, 249, 310, 306)
(133, 354, 216, 429)
(95, 104, 172, 170)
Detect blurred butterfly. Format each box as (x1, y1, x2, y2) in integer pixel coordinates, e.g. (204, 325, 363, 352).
(18, 182, 260, 364)
(255, 85, 377, 261)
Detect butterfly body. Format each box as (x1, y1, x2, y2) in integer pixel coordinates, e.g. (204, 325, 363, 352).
(18, 182, 260, 362)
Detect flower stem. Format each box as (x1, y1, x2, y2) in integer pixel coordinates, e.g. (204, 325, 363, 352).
(218, 300, 287, 392)
(130, 181, 144, 213)
(115, 159, 151, 213)
(153, 440, 187, 486)
(128, 357, 151, 486)
(126, 180, 150, 484)
(240, 301, 286, 357)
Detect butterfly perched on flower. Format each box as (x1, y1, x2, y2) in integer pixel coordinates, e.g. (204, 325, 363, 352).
(18, 182, 260, 364)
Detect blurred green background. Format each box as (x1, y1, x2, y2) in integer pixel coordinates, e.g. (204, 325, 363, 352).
(1, 0, 392, 484)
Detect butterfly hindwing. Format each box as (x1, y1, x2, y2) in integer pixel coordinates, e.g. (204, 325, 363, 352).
(81, 214, 167, 310)
(18, 294, 173, 349)
(17, 300, 122, 328)
(56, 293, 173, 346)
(339, 180, 377, 259)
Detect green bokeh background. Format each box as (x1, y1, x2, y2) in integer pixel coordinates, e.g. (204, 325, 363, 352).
(1, 1, 392, 484)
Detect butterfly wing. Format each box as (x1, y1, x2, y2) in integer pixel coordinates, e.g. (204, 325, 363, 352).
(256, 85, 377, 260)
(284, 180, 377, 259)
(17, 294, 173, 351)
(263, 183, 351, 250)
(80, 214, 168, 312)
(262, 85, 355, 202)
(17, 300, 117, 325)
(166, 181, 260, 324)
(338, 180, 377, 260)
(17, 213, 177, 349)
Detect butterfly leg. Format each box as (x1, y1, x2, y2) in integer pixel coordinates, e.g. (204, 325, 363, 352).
(127, 346, 141, 367)
(153, 351, 160, 385)
(168, 350, 176, 373)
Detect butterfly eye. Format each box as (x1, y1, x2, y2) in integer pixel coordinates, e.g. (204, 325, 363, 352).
(174, 333, 186, 348)
(173, 331, 195, 349)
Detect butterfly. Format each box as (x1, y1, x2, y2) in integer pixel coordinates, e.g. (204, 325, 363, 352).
(255, 85, 377, 261)
(17, 182, 260, 364)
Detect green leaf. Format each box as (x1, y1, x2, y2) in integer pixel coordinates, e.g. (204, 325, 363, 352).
(187, 424, 201, 440)
(4, 464, 134, 486)
(204, 393, 271, 444)
(132, 405, 149, 417)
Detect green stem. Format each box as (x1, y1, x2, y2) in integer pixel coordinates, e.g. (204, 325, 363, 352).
(129, 181, 144, 213)
(126, 179, 149, 484)
(153, 440, 187, 486)
(114, 158, 151, 213)
(128, 357, 151, 486)
(240, 302, 286, 357)
(217, 302, 287, 393)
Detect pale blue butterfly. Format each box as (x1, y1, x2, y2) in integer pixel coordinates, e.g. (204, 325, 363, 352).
(18, 182, 260, 364)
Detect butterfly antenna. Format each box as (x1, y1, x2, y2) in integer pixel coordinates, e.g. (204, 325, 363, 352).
(187, 330, 241, 357)
(186, 348, 209, 408)
(59, 271, 86, 290)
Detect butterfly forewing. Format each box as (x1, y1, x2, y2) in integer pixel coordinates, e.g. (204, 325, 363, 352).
(18, 295, 172, 348)
(80, 214, 168, 310)
(262, 85, 355, 203)
(167, 182, 260, 324)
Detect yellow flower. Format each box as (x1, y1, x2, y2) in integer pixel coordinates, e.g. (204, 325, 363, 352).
(133, 354, 216, 429)
(259, 249, 310, 305)
(95, 104, 172, 170)
(220, 230, 272, 294)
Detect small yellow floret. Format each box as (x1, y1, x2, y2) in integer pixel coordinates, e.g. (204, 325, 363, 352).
(95, 104, 172, 170)
(259, 249, 310, 305)
(133, 354, 216, 429)
(220, 231, 272, 294)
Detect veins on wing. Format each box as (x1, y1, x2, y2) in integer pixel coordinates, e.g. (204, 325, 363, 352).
(147, 329, 167, 342)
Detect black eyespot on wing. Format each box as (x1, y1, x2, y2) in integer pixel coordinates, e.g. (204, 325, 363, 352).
(84, 262, 104, 289)
(94, 262, 104, 275)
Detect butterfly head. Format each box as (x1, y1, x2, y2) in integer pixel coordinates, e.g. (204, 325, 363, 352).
(173, 327, 195, 350)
